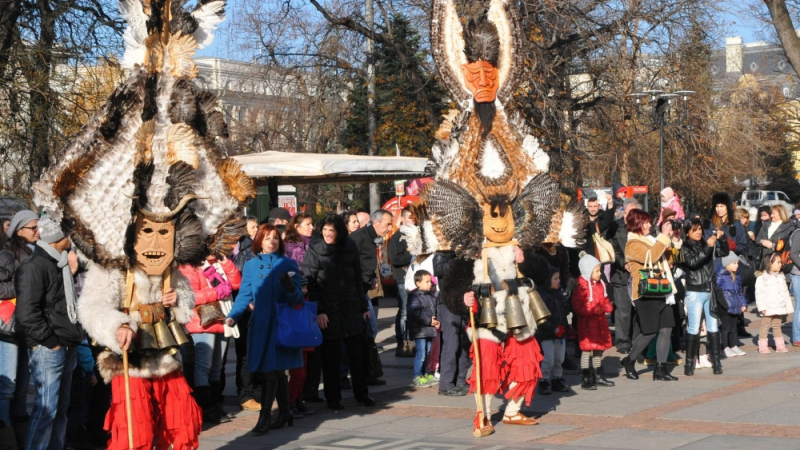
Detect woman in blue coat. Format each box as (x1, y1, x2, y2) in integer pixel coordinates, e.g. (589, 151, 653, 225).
(226, 224, 304, 435)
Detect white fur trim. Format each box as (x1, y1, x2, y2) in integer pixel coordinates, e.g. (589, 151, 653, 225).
(77, 263, 136, 354)
(466, 326, 502, 344)
(522, 134, 549, 173)
(96, 350, 182, 384)
(422, 221, 440, 253)
(480, 140, 505, 179)
(191, 0, 225, 50)
(171, 267, 196, 324)
(399, 224, 423, 256)
(559, 211, 580, 248)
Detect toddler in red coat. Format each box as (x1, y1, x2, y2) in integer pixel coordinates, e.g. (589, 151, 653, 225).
(571, 253, 614, 390)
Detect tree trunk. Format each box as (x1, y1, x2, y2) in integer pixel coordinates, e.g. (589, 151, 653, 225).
(764, 0, 800, 76)
(0, 0, 22, 77)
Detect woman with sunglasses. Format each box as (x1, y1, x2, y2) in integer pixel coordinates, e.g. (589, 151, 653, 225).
(0, 210, 40, 445)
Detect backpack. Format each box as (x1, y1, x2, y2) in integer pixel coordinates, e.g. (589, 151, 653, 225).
(777, 228, 800, 273)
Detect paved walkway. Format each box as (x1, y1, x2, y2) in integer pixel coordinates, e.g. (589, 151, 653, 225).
(200, 298, 800, 449)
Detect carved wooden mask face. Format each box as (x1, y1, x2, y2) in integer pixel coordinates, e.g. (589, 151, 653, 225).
(133, 215, 175, 275)
(461, 61, 499, 103)
(482, 203, 515, 243)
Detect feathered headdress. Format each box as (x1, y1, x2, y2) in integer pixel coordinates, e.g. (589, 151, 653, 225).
(33, 0, 256, 269)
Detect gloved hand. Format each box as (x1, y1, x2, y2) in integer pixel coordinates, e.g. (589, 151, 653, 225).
(554, 325, 566, 338)
(279, 272, 296, 293)
(214, 280, 232, 300)
(203, 265, 217, 280)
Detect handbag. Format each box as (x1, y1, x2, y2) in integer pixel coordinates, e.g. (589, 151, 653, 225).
(711, 284, 729, 313)
(275, 301, 322, 349)
(637, 251, 672, 297)
(363, 322, 384, 379)
(593, 223, 615, 264)
(195, 302, 225, 327)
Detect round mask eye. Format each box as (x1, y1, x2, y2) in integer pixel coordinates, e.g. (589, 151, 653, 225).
(158, 229, 169, 236)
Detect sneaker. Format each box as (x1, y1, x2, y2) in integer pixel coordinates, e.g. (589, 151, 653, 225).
(425, 374, 438, 386)
(697, 354, 712, 368)
(724, 347, 736, 358)
(538, 380, 552, 395)
(413, 376, 432, 388)
(732, 346, 747, 356)
(551, 377, 570, 392)
(434, 371, 440, 380)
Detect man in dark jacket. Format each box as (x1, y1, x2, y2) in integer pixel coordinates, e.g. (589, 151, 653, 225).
(433, 250, 471, 396)
(233, 216, 259, 411)
(348, 209, 393, 386)
(387, 207, 415, 357)
(15, 215, 83, 450)
(607, 199, 639, 353)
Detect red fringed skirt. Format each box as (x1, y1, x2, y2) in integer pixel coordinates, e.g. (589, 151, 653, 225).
(105, 371, 202, 450)
(501, 336, 543, 405)
(467, 338, 505, 396)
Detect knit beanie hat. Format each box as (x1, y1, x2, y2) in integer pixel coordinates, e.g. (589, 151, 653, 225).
(7, 210, 39, 239)
(720, 253, 738, 269)
(38, 214, 65, 244)
(548, 265, 560, 286)
(578, 253, 601, 281)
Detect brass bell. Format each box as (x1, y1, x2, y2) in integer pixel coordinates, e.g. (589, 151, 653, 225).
(504, 294, 528, 335)
(153, 319, 178, 351)
(528, 289, 552, 325)
(478, 296, 498, 329)
(137, 322, 160, 352)
(168, 319, 190, 347)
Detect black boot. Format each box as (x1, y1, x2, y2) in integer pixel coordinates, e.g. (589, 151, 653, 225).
(0, 421, 18, 450)
(195, 386, 229, 424)
(684, 334, 698, 376)
(9, 416, 27, 450)
(210, 381, 235, 420)
(580, 369, 596, 390)
(653, 363, 678, 381)
(551, 377, 570, 392)
(253, 377, 278, 435)
(708, 332, 723, 375)
(538, 380, 551, 395)
(270, 374, 294, 429)
(620, 356, 638, 380)
(595, 367, 615, 387)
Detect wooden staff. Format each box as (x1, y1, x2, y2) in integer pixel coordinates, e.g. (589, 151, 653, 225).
(469, 306, 493, 438)
(123, 269, 136, 450)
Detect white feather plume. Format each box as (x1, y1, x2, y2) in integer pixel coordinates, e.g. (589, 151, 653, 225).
(119, 0, 148, 69)
(559, 210, 580, 248)
(522, 134, 549, 173)
(191, 0, 225, 50)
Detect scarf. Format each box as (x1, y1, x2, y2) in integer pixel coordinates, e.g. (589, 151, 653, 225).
(36, 241, 77, 324)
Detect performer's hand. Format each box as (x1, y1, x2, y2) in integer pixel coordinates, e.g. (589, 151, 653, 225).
(463, 291, 476, 308)
(317, 314, 329, 329)
(513, 246, 524, 264)
(161, 289, 177, 307)
(225, 318, 236, 327)
(68, 251, 79, 275)
(116, 325, 134, 351)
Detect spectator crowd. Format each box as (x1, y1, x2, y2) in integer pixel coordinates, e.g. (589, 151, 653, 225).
(3, 182, 800, 449)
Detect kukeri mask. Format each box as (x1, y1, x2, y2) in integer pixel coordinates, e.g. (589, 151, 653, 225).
(461, 61, 499, 103)
(482, 202, 515, 243)
(133, 215, 175, 275)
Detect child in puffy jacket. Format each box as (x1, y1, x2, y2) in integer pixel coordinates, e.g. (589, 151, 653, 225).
(716, 253, 748, 358)
(408, 270, 440, 388)
(535, 266, 571, 395)
(571, 254, 614, 391)
(755, 252, 792, 354)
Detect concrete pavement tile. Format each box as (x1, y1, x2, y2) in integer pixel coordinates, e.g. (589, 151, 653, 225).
(554, 392, 679, 417)
(635, 378, 739, 397)
(289, 411, 401, 430)
(568, 429, 708, 449)
(674, 434, 800, 450)
(660, 389, 787, 421)
(438, 423, 577, 443)
(356, 417, 474, 436)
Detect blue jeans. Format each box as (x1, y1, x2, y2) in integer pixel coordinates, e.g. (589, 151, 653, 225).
(413, 338, 433, 378)
(686, 291, 718, 334)
(192, 333, 228, 387)
(394, 268, 408, 342)
(0, 340, 30, 426)
(791, 274, 800, 343)
(26, 345, 76, 450)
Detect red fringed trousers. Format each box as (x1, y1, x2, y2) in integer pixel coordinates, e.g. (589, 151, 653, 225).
(467, 336, 543, 405)
(105, 371, 202, 450)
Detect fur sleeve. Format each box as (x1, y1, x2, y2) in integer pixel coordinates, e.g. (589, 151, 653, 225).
(440, 257, 475, 317)
(77, 263, 136, 354)
(171, 268, 195, 324)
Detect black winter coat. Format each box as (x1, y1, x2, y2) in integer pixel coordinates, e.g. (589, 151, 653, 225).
(349, 225, 381, 291)
(584, 207, 615, 258)
(234, 236, 256, 274)
(302, 238, 367, 340)
(0, 247, 31, 342)
(534, 286, 570, 341)
(608, 219, 629, 286)
(387, 231, 412, 269)
(681, 237, 726, 292)
(407, 288, 438, 339)
(15, 246, 83, 349)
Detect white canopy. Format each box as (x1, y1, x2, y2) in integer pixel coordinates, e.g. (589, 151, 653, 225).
(233, 151, 429, 184)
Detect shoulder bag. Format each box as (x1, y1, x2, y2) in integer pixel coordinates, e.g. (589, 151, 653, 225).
(594, 223, 616, 264)
(276, 300, 323, 349)
(637, 250, 672, 297)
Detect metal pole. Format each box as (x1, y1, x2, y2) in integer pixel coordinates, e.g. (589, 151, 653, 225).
(366, 0, 380, 212)
(659, 120, 664, 196)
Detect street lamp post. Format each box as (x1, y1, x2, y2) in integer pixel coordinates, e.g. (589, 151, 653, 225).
(627, 89, 695, 196)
